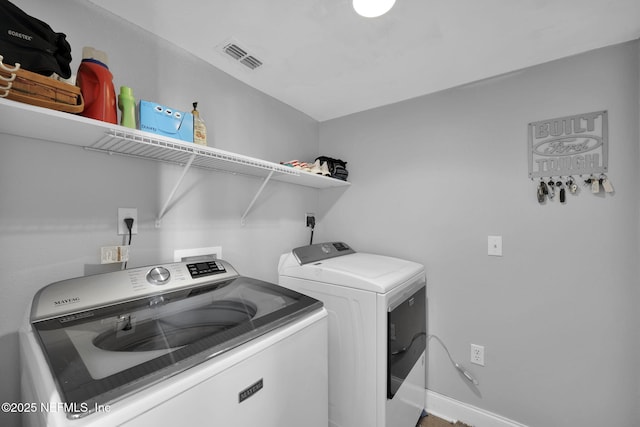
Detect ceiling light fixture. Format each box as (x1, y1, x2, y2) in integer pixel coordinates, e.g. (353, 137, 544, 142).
(353, 0, 396, 18)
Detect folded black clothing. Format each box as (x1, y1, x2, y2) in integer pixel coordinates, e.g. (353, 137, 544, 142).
(332, 165, 349, 181)
(316, 156, 348, 179)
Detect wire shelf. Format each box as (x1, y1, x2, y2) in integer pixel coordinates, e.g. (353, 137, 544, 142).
(0, 97, 348, 188)
(0, 97, 349, 224)
(93, 128, 298, 180)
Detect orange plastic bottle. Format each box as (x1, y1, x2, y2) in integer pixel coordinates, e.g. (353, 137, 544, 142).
(76, 47, 117, 124)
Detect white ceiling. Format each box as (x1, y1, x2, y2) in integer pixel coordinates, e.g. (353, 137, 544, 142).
(89, 0, 640, 122)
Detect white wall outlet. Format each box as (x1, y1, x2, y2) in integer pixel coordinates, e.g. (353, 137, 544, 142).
(101, 246, 130, 264)
(118, 208, 138, 235)
(487, 235, 502, 256)
(471, 344, 485, 366)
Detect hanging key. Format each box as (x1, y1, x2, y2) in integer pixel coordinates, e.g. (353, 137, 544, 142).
(566, 176, 578, 194)
(537, 179, 549, 203)
(601, 174, 614, 193)
(537, 182, 545, 203)
(591, 175, 600, 193)
(539, 179, 549, 196)
(556, 180, 566, 203)
(547, 179, 555, 199)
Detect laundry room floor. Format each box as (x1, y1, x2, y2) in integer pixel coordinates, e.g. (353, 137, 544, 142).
(418, 413, 472, 427)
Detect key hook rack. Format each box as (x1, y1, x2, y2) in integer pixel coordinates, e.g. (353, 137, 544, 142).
(533, 173, 614, 204)
(527, 110, 611, 205)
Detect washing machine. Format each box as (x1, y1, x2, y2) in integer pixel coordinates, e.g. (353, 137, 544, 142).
(20, 259, 328, 427)
(278, 242, 426, 427)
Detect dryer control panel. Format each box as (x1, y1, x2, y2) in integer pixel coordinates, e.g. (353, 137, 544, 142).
(292, 242, 355, 265)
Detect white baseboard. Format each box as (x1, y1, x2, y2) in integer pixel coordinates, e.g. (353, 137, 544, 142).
(425, 390, 528, 427)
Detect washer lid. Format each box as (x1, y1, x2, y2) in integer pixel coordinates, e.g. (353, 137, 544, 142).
(32, 273, 322, 418)
(279, 250, 424, 293)
(28, 262, 323, 419)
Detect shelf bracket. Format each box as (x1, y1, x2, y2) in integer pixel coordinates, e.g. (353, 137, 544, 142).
(155, 153, 196, 228)
(241, 171, 274, 226)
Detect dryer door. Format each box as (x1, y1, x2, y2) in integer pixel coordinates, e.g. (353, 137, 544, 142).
(387, 283, 426, 398)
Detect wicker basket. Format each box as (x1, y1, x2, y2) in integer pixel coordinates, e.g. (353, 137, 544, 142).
(0, 58, 83, 113)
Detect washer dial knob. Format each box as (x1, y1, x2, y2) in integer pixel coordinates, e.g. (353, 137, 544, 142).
(146, 267, 170, 285)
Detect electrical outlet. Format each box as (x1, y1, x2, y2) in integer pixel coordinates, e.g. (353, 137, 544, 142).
(118, 208, 138, 235)
(305, 213, 315, 227)
(471, 344, 485, 366)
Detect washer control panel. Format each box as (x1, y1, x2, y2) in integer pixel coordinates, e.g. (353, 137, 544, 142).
(146, 266, 171, 285)
(186, 261, 227, 278)
(30, 260, 240, 321)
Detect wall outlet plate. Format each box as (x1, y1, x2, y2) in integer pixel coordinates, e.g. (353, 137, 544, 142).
(471, 344, 485, 366)
(118, 208, 138, 235)
(305, 212, 315, 227)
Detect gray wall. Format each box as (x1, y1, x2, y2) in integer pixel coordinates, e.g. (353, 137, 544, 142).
(318, 41, 640, 426)
(0, 2, 320, 426)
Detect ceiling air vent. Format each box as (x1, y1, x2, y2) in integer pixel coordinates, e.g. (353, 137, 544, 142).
(223, 43, 247, 61)
(240, 56, 262, 70)
(220, 40, 263, 71)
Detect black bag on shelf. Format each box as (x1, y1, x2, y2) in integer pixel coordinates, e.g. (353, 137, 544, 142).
(0, 0, 72, 78)
(316, 156, 349, 181)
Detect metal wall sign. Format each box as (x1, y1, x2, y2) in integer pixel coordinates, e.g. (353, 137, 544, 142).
(528, 110, 608, 178)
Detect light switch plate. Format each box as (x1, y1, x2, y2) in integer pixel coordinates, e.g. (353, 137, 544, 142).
(488, 235, 502, 256)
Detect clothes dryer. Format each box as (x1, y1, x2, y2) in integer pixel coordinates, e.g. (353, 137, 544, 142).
(20, 260, 328, 427)
(278, 242, 426, 427)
